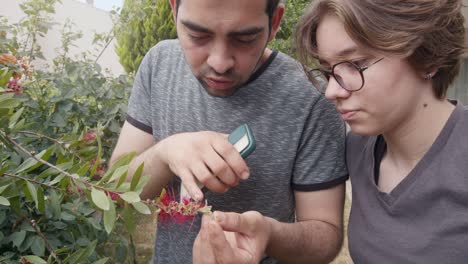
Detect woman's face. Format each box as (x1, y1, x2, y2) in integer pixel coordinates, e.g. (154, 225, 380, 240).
(316, 14, 427, 136)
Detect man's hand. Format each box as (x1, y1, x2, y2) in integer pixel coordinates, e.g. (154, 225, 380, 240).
(193, 211, 271, 264)
(159, 131, 250, 200)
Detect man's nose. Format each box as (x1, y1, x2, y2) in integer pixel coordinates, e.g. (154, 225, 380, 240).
(206, 42, 235, 74)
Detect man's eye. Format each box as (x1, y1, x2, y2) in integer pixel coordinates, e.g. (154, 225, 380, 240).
(189, 34, 209, 41)
(235, 36, 257, 44)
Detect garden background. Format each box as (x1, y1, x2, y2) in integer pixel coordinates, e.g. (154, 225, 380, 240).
(2, 0, 468, 263)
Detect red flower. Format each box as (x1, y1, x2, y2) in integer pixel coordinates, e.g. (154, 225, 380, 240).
(6, 79, 23, 94)
(83, 131, 96, 142)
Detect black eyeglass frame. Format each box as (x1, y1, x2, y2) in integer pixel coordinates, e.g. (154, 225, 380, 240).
(307, 57, 384, 93)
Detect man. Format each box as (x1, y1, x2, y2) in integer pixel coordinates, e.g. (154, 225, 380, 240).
(109, 0, 348, 263)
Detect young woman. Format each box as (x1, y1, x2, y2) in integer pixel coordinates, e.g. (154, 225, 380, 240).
(296, 0, 468, 262)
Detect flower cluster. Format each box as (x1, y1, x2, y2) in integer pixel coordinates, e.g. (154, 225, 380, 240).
(6, 79, 23, 94)
(1, 53, 33, 95)
(156, 189, 212, 224)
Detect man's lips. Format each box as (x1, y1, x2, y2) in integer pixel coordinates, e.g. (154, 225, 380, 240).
(205, 77, 234, 90)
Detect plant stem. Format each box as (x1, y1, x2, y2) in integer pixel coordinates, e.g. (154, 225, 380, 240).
(28, 217, 61, 263)
(3, 173, 59, 189)
(94, 35, 114, 64)
(15, 130, 84, 161)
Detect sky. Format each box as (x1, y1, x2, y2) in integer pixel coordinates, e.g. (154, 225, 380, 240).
(79, 0, 123, 11)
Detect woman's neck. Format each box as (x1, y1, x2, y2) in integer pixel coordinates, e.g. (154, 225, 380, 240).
(382, 98, 455, 170)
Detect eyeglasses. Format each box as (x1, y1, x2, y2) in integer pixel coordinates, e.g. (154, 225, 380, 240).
(307, 58, 384, 93)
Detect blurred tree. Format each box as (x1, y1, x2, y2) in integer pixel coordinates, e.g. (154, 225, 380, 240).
(115, 0, 177, 74)
(270, 0, 310, 57)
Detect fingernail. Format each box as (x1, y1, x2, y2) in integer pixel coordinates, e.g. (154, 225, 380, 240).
(241, 171, 249, 180)
(194, 191, 202, 201)
(214, 211, 224, 224)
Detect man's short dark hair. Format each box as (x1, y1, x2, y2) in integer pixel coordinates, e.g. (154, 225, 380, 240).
(175, 0, 281, 27)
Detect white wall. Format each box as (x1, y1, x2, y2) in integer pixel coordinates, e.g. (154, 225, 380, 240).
(0, 0, 124, 76)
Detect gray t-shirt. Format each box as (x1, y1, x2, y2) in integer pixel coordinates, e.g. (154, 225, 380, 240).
(347, 101, 468, 263)
(127, 39, 348, 264)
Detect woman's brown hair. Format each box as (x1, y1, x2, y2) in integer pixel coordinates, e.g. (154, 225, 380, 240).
(296, 0, 466, 98)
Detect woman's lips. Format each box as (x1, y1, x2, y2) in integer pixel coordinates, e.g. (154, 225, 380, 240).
(339, 109, 358, 121)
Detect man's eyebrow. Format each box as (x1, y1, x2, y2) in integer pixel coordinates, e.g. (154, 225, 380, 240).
(229, 27, 264, 36)
(181, 20, 212, 34)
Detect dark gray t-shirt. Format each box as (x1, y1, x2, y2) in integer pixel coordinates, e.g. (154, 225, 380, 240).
(127, 39, 348, 264)
(347, 101, 468, 263)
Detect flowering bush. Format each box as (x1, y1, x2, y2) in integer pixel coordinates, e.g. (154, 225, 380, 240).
(0, 1, 154, 263)
(0, 1, 215, 263)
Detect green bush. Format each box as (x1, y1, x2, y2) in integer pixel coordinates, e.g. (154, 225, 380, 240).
(115, 0, 177, 74)
(0, 1, 156, 263)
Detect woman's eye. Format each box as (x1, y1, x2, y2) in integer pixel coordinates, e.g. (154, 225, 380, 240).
(352, 59, 368, 67)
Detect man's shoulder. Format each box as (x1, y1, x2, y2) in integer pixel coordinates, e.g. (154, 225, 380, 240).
(264, 50, 321, 97)
(146, 39, 182, 58)
(140, 39, 183, 71)
(346, 132, 374, 157)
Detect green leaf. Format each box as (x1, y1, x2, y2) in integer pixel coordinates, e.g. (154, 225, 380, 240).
(0, 92, 14, 102)
(10, 230, 26, 248)
(48, 174, 65, 186)
(0, 196, 10, 206)
(123, 204, 136, 233)
(30, 236, 46, 256)
(8, 107, 24, 128)
(89, 131, 103, 177)
(14, 148, 53, 174)
(0, 98, 21, 109)
(0, 184, 10, 194)
(108, 165, 128, 183)
(76, 161, 91, 177)
(0, 71, 13, 87)
(80, 240, 98, 261)
(99, 152, 135, 185)
(91, 188, 110, 211)
(26, 181, 38, 205)
(91, 258, 109, 264)
(103, 197, 116, 234)
(37, 186, 45, 214)
(22, 255, 47, 264)
(37, 161, 73, 179)
(132, 201, 151, 215)
(130, 162, 144, 191)
(120, 192, 140, 203)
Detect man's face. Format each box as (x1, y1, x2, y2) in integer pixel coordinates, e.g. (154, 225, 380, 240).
(172, 0, 277, 97)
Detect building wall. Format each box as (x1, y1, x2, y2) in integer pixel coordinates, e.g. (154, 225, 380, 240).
(0, 0, 124, 76)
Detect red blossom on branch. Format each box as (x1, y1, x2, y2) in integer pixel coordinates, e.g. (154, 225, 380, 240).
(6, 79, 23, 94)
(155, 189, 211, 224)
(83, 131, 96, 142)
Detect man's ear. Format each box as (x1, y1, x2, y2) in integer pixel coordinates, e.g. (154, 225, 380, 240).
(169, 0, 177, 22)
(268, 3, 285, 42)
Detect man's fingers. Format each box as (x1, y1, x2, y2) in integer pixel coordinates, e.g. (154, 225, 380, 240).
(203, 152, 239, 187)
(179, 170, 204, 201)
(208, 220, 236, 262)
(214, 211, 264, 234)
(212, 136, 250, 180)
(193, 215, 216, 264)
(191, 162, 229, 193)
